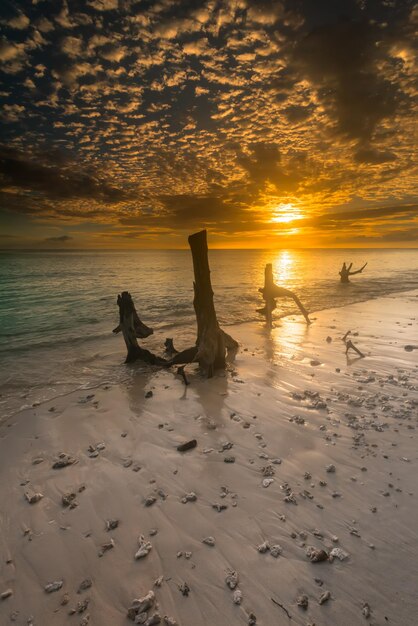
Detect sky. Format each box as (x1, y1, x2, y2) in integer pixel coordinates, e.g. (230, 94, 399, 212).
(0, 0, 417, 249)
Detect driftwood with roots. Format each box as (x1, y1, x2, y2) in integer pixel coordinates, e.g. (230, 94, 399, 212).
(258, 263, 311, 326)
(114, 231, 238, 378)
(170, 230, 238, 377)
(339, 262, 367, 283)
(116, 291, 166, 365)
(342, 330, 365, 358)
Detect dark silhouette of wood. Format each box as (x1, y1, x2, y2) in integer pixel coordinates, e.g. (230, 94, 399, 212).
(164, 338, 178, 355)
(116, 291, 166, 365)
(339, 261, 367, 283)
(258, 263, 311, 325)
(342, 330, 364, 358)
(113, 293, 153, 338)
(169, 230, 238, 377)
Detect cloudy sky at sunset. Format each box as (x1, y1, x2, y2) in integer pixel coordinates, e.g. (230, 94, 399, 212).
(0, 0, 417, 248)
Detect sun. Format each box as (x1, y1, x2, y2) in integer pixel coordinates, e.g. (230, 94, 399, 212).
(270, 203, 303, 224)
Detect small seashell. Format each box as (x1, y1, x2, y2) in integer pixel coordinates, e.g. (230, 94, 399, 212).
(135, 536, 152, 560)
(225, 571, 239, 590)
(329, 547, 349, 561)
(306, 546, 328, 562)
(25, 492, 43, 504)
(319, 590, 331, 605)
(44, 580, 64, 593)
(270, 544, 282, 558)
(202, 536, 215, 546)
(233, 589, 242, 605)
(257, 540, 269, 553)
(297, 594, 309, 609)
(181, 492, 197, 503)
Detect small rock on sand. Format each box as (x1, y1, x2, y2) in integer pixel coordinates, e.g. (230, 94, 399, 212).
(1, 589, 13, 600)
(319, 590, 331, 605)
(326, 464, 336, 473)
(177, 439, 197, 452)
(25, 492, 43, 504)
(306, 546, 328, 562)
(52, 453, 77, 469)
(297, 594, 309, 609)
(135, 536, 152, 559)
(233, 590, 242, 605)
(44, 581, 64, 593)
(202, 536, 215, 546)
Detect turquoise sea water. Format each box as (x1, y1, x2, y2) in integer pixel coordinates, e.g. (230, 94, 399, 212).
(1, 248, 417, 418)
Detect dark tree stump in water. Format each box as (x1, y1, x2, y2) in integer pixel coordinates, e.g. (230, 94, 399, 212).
(116, 291, 166, 365)
(339, 262, 367, 283)
(258, 263, 311, 326)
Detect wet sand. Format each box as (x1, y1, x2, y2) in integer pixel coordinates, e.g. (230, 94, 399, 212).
(1, 290, 417, 626)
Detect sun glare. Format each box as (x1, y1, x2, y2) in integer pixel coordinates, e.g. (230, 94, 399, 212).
(270, 203, 303, 224)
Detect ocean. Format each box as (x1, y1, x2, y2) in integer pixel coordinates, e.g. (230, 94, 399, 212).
(1, 248, 417, 419)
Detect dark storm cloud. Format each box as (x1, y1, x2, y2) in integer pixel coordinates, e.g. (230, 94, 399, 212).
(303, 204, 418, 230)
(0, 147, 133, 204)
(354, 147, 397, 165)
(44, 234, 72, 242)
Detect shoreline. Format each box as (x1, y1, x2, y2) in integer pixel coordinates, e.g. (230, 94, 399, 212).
(0, 290, 417, 625)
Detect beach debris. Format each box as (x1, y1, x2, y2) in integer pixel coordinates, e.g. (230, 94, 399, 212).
(135, 535, 152, 559)
(105, 519, 119, 531)
(319, 590, 331, 605)
(290, 415, 305, 425)
(248, 612, 257, 625)
(297, 594, 309, 609)
(179, 582, 190, 596)
(233, 590, 243, 605)
(163, 618, 178, 626)
(1, 589, 13, 600)
(262, 478, 274, 488)
(69, 598, 89, 615)
(261, 464, 275, 477)
(80, 616, 90, 626)
(24, 491, 43, 504)
(44, 580, 64, 593)
(52, 453, 77, 469)
(271, 597, 292, 619)
(330, 547, 349, 561)
(62, 492, 77, 508)
(224, 456, 236, 463)
(342, 331, 365, 357)
(154, 576, 164, 588)
(127, 590, 155, 621)
(306, 546, 328, 562)
(326, 464, 336, 473)
(145, 495, 157, 507)
(212, 502, 228, 512)
(270, 544, 283, 558)
(98, 538, 114, 557)
(177, 439, 197, 452)
(257, 540, 269, 553)
(362, 602, 371, 618)
(77, 579, 92, 593)
(202, 536, 215, 546)
(181, 492, 197, 503)
(226, 571, 239, 590)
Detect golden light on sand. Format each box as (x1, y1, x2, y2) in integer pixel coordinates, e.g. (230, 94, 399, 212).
(270, 203, 303, 224)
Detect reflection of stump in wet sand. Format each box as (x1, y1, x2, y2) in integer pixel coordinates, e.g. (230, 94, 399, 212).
(258, 263, 311, 326)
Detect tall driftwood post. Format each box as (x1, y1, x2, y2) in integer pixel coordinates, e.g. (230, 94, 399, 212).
(188, 230, 237, 377)
(259, 263, 311, 325)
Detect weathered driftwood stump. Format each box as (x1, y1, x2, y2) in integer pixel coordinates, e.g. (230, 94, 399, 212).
(258, 263, 311, 326)
(339, 262, 367, 283)
(190, 229, 235, 374)
(171, 230, 238, 377)
(116, 291, 166, 364)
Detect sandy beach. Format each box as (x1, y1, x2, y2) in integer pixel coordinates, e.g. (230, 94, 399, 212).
(1, 290, 417, 626)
